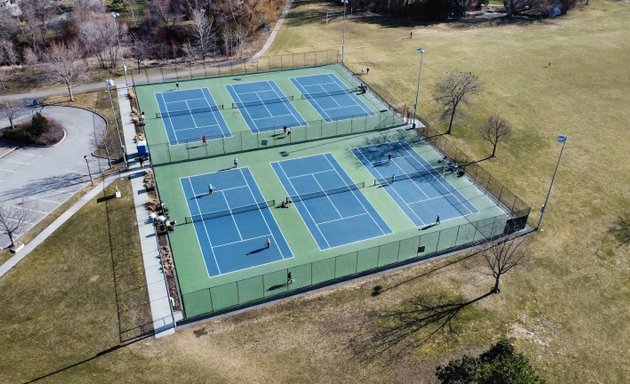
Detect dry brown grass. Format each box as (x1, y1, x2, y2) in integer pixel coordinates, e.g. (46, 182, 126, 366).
(1, 1, 629, 382)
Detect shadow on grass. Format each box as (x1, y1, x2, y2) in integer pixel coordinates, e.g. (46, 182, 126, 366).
(352, 291, 493, 362)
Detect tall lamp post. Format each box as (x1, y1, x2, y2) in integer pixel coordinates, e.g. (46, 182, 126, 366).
(411, 47, 425, 129)
(537, 134, 567, 230)
(341, 0, 347, 63)
(112, 12, 129, 87)
(106, 79, 127, 168)
(84, 155, 94, 185)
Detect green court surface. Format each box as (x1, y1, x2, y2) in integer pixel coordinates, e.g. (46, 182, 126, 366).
(137, 65, 512, 320)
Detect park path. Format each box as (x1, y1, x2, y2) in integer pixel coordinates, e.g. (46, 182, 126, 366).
(0, 0, 294, 103)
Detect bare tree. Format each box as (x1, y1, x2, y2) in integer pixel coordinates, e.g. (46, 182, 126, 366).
(0, 39, 19, 66)
(78, 15, 120, 69)
(182, 41, 198, 63)
(20, 0, 59, 53)
(91, 120, 116, 167)
(484, 237, 528, 294)
(129, 33, 153, 70)
(480, 114, 512, 158)
(1, 100, 25, 129)
(233, 24, 248, 58)
(45, 42, 86, 102)
(0, 200, 37, 249)
(125, 0, 139, 27)
(433, 71, 482, 135)
(148, 0, 183, 32)
(190, 9, 214, 59)
(72, 0, 105, 21)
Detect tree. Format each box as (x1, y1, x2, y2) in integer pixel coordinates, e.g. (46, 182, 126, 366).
(484, 236, 528, 294)
(129, 33, 153, 70)
(78, 15, 120, 69)
(480, 114, 512, 158)
(190, 9, 214, 59)
(20, 0, 59, 53)
(45, 42, 86, 102)
(433, 71, 482, 135)
(0, 100, 25, 129)
(0, 200, 37, 249)
(0, 38, 19, 66)
(436, 339, 545, 383)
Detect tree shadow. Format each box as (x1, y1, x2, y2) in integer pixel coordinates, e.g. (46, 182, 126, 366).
(0, 173, 87, 200)
(351, 291, 492, 362)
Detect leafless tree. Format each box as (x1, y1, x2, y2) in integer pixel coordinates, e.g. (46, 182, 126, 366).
(1, 100, 26, 129)
(72, 0, 105, 21)
(233, 24, 248, 58)
(0, 200, 37, 249)
(0, 12, 20, 40)
(484, 236, 528, 294)
(433, 71, 482, 135)
(91, 120, 116, 167)
(182, 41, 198, 62)
(0, 39, 19, 66)
(78, 15, 120, 69)
(148, 0, 183, 32)
(480, 114, 512, 158)
(125, 0, 139, 27)
(20, 0, 59, 53)
(190, 9, 214, 59)
(129, 33, 153, 70)
(23, 47, 39, 66)
(45, 42, 86, 102)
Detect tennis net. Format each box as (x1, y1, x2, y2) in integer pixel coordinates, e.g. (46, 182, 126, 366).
(290, 182, 366, 202)
(156, 104, 224, 118)
(184, 199, 276, 223)
(374, 166, 444, 187)
(232, 95, 294, 109)
(300, 88, 356, 100)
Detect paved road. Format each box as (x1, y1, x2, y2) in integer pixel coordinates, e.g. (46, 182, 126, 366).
(0, 106, 106, 248)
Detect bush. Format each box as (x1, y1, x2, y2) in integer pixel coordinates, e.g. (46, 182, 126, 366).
(0, 113, 64, 146)
(30, 112, 50, 136)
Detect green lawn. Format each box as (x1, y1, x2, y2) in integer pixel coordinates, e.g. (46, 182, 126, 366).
(1, 0, 629, 382)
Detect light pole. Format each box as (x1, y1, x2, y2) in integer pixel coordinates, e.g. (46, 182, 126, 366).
(411, 47, 425, 129)
(84, 155, 94, 185)
(106, 79, 127, 168)
(341, 0, 347, 63)
(112, 12, 129, 87)
(537, 134, 567, 230)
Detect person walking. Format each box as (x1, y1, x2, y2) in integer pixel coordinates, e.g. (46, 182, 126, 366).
(208, 184, 213, 195)
(366, 67, 370, 74)
(287, 271, 294, 284)
(266, 237, 271, 249)
(233, 157, 239, 167)
(283, 125, 287, 134)
(387, 153, 392, 162)
(286, 127, 291, 136)
(435, 214, 440, 225)
(202, 135, 207, 145)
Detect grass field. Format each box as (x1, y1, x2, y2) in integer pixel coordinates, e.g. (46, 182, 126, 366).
(1, 0, 629, 382)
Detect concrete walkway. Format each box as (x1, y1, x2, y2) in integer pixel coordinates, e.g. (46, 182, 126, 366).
(116, 85, 179, 337)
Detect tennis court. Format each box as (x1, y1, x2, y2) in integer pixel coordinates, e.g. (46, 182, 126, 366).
(226, 80, 306, 133)
(156, 88, 230, 145)
(353, 141, 478, 227)
(180, 167, 292, 276)
(291, 74, 375, 121)
(272, 153, 392, 250)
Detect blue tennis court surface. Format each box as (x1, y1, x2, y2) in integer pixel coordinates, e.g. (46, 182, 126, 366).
(290, 74, 375, 121)
(352, 141, 478, 227)
(272, 153, 391, 250)
(180, 167, 292, 276)
(156, 88, 230, 145)
(226, 80, 305, 133)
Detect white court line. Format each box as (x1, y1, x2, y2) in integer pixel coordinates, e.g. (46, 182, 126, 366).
(218, 190, 244, 240)
(322, 153, 388, 235)
(318, 212, 368, 225)
(0, 168, 17, 173)
(274, 161, 331, 249)
(237, 167, 290, 259)
(288, 169, 336, 180)
(353, 147, 426, 226)
(212, 234, 270, 249)
(186, 177, 222, 275)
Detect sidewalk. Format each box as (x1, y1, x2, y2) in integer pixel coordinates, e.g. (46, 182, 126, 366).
(116, 85, 179, 337)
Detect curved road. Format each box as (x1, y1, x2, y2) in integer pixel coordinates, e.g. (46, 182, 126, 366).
(0, 106, 106, 248)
